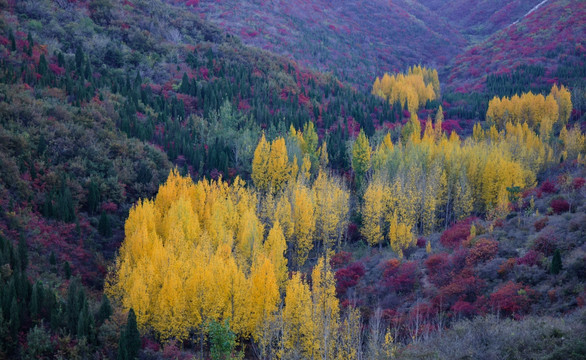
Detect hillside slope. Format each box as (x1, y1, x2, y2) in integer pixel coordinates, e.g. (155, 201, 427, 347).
(182, 0, 466, 87)
(444, 0, 586, 91)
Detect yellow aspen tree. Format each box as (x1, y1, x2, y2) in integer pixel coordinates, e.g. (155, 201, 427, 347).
(292, 183, 315, 268)
(249, 255, 280, 351)
(301, 154, 312, 181)
(319, 142, 329, 169)
(421, 170, 438, 236)
(472, 122, 484, 142)
(252, 133, 271, 191)
(274, 194, 294, 242)
(263, 221, 289, 292)
(361, 179, 386, 247)
(352, 129, 371, 188)
(313, 170, 350, 251)
(435, 106, 444, 141)
(290, 154, 299, 180)
(282, 273, 315, 359)
(551, 84, 572, 125)
(336, 306, 362, 360)
(107, 171, 280, 344)
(422, 116, 435, 144)
(268, 137, 291, 193)
(311, 257, 340, 360)
(235, 208, 263, 270)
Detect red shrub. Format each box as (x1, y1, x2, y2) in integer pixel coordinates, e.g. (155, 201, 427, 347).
(550, 198, 569, 214)
(532, 230, 556, 256)
(416, 237, 426, 248)
(335, 262, 366, 296)
(424, 253, 452, 287)
(534, 217, 548, 232)
(488, 281, 536, 317)
(440, 218, 476, 248)
(572, 177, 585, 190)
(498, 258, 516, 277)
(517, 250, 542, 267)
(437, 271, 485, 306)
(451, 300, 477, 318)
(540, 180, 556, 194)
(330, 251, 352, 269)
(383, 260, 418, 294)
(466, 239, 498, 266)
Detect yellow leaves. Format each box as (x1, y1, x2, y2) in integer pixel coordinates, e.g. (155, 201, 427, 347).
(311, 257, 340, 360)
(253, 135, 294, 193)
(372, 66, 440, 113)
(388, 211, 414, 255)
(313, 170, 350, 250)
(560, 123, 586, 160)
(486, 85, 572, 136)
(268, 137, 292, 193)
(352, 128, 371, 186)
(361, 179, 386, 247)
(264, 222, 288, 291)
(249, 256, 280, 342)
(282, 273, 314, 358)
(550, 84, 572, 125)
(108, 171, 283, 342)
(252, 133, 270, 191)
(292, 182, 315, 268)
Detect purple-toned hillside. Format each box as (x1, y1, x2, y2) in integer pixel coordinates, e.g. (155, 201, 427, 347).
(446, 0, 586, 91)
(172, 0, 574, 89)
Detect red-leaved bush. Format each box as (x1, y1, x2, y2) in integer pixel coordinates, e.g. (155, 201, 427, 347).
(550, 198, 570, 214)
(335, 262, 366, 296)
(451, 300, 477, 318)
(424, 253, 452, 287)
(517, 250, 542, 267)
(540, 180, 556, 194)
(383, 260, 419, 294)
(488, 281, 536, 317)
(330, 251, 353, 269)
(534, 217, 548, 232)
(572, 177, 585, 190)
(440, 218, 477, 248)
(466, 239, 498, 266)
(437, 270, 485, 307)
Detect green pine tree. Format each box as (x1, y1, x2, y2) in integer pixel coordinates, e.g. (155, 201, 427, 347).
(118, 329, 128, 360)
(64, 261, 71, 279)
(97, 294, 112, 325)
(551, 249, 562, 275)
(125, 309, 140, 359)
(99, 211, 112, 238)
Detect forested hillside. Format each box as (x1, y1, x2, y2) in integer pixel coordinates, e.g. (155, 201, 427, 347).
(0, 0, 584, 359)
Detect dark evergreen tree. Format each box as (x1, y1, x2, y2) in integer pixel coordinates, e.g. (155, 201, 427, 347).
(96, 294, 112, 325)
(8, 29, 16, 52)
(30, 282, 41, 320)
(117, 329, 128, 360)
(551, 249, 562, 275)
(9, 297, 19, 337)
(125, 309, 140, 360)
(64, 261, 71, 279)
(98, 211, 112, 238)
(17, 233, 28, 271)
(57, 176, 76, 223)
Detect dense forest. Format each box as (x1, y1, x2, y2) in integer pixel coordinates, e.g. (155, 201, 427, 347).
(0, 0, 584, 359)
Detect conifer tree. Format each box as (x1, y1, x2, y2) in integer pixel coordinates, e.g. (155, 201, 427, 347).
(352, 129, 371, 189)
(551, 249, 562, 275)
(125, 309, 141, 360)
(99, 211, 113, 238)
